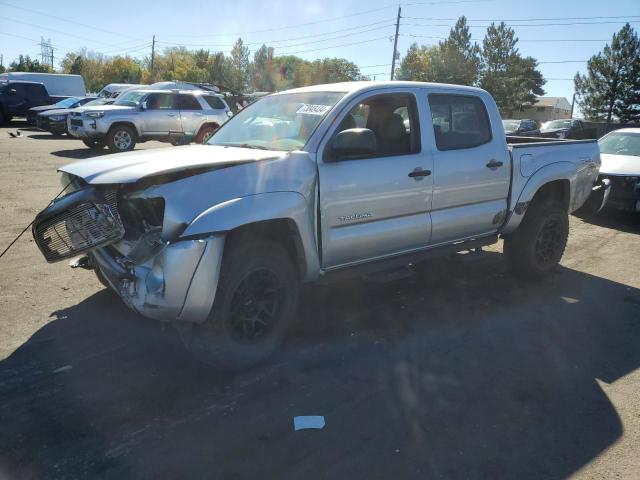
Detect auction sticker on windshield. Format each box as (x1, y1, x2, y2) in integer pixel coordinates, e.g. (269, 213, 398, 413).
(297, 104, 331, 116)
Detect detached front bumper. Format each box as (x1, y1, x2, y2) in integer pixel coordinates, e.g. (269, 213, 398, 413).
(90, 235, 225, 324)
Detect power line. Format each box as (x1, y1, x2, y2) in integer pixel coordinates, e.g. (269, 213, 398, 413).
(157, 23, 394, 50)
(0, 16, 119, 46)
(402, 15, 640, 22)
(401, 34, 611, 42)
(272, 36, 392, 56)
(0, 0, 142, 40)
(405, 20, 640, 28)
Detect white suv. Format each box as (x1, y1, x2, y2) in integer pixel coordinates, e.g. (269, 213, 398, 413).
(67, 89, 232, 152)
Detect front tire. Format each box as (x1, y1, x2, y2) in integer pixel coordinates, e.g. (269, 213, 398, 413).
(504, 200, 569, 279)
(82, 138, 105, 150)
(106, 125, 136, 153)
(195, 125, 218, 144)
(179, 239, 299, 371)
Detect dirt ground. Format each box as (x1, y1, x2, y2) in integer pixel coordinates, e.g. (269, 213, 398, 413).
(0, 123, 639, 479)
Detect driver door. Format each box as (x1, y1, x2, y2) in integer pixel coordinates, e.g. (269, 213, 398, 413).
(140, 92, 182, 136)
(317, 89, 433, 269)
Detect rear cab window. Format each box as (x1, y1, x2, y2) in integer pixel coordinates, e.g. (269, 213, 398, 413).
(428, 94, 492, 150)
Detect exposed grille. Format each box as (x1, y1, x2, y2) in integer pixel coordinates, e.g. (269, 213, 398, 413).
(600, 175, 640, 200)
(34, 191, 125, 262)
(70, 118, 83, 127)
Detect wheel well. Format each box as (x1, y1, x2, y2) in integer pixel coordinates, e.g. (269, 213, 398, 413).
(224, 219, 306, 279)
(531, 180, 570, 211)
(196, 122, 220, 138)
(109, 122, 138, 139)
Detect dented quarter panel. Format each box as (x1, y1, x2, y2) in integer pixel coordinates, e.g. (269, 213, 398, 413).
(502, 140, 600, 234)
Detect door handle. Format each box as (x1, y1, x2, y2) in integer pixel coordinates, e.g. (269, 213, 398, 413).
(486, 159, 503, 169)
(408, 167, 431, 179)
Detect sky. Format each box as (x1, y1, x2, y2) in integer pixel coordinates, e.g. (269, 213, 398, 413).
(1, 0, 639, 113)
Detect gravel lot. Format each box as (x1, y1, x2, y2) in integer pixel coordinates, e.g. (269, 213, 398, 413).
(1, 123, 639, 479)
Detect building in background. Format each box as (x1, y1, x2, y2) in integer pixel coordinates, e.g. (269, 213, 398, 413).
(514, 96, 572, 123)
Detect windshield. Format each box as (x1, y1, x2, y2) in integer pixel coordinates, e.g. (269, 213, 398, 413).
(83, 98, 110, 107)
(599, 132, 640, 156)
(543, 119, 571, 130)
(502, 120, 520, 132)
(55, 97, 79, 108)
(114, 91, 146, 107)
(208, 91, 346, 151)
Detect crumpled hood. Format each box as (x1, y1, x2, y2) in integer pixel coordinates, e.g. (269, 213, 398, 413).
(59, 145, 286, 184)
(600, 153, 640, 176)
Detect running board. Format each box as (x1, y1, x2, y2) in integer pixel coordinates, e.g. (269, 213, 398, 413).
(319, 235, 499, 284)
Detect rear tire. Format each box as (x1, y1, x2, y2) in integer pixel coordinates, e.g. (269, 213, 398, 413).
(82, 138, 105, 150)
(106, 125, 136, 153)
(504, 200, 569, 280)
(179, 239, 299, 371)
(195, 125, 218, 144)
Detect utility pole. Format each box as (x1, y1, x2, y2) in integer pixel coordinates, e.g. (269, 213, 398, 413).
(50, 44, 54, 69)
(569, 92, 576, 119)
(150, 35, 156, 74)
(390, 6, 401, 80)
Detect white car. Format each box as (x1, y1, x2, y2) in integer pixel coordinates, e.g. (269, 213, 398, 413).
(597, 128, 640, 212)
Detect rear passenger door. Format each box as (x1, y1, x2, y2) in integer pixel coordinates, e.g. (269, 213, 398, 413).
(141, 92, 181, 136)
(427, 93, 510, 245)
(25, 84, 49, 108)
(174, 94, 203, 138)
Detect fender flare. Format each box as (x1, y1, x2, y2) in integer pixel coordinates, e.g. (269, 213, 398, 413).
(180, 191, 320, 281)
(107, 120, 141, 137)
(502, 161, 575, 234)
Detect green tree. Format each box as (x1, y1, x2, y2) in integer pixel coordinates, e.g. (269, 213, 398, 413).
(479, 22, 545, 115)
(230, 38, 250, 91)
(9, 55, 52, 73)
(396, 17, 481, 85)
(396, 43, 435, 81)
(574, 23, 640, 124)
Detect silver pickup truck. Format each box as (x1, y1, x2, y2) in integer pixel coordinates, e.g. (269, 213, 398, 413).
(33, 81, 607, 370)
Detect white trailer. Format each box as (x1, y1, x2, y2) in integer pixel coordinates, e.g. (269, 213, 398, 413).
(0, 72, 85, 97)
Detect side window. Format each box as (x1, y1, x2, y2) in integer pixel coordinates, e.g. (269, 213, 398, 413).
(203, 95, 225, 110)
(145, 93, 173, 110)
(25, 84, 46, 100)
(335, 93, 419, 158)
(10, 84, 26, 98)
(428, 94, 492, 150)
(174, 94, 202, 110)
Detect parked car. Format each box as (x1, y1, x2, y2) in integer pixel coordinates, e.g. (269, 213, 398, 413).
(27, 96, 96, 125)
(540, 119, 597, 139)
(593, 128, 640, 212)
(502, 118, 540, 137)
(0, 81, 68, 124)
(32, 81, 604, 370)
(96, 83, 147, 98)
(0, 72, 85, 97)
(36, 98, 114, 136)
(67, 88, 232, 152)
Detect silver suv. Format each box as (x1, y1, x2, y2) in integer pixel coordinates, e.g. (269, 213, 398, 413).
(67, 89, 232, 152)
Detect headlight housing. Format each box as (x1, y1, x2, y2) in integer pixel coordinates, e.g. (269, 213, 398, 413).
(86, 111, 105, 118)
(49, 115, 65, 121)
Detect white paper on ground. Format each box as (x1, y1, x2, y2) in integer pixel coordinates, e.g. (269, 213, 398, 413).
(293, 416, 325, 431)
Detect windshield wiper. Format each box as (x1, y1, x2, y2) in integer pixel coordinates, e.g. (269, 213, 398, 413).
(223, 143, 270, 150)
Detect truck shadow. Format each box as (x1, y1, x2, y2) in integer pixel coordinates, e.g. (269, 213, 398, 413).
(574, 209, 640, 235)
(0, 251, 638, 479)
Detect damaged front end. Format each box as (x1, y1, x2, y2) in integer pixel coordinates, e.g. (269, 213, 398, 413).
(33, 179, 224, 324)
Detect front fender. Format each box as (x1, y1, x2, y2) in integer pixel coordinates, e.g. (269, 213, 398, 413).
(180, 191, 320, 281)
(502, 162, 576, 234)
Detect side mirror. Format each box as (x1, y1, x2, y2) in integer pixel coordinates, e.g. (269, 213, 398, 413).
(140, 101, 147, 111)
(331, 128, 377, 159)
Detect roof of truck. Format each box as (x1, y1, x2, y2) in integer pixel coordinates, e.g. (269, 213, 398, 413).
(276, 81, 486, 96)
